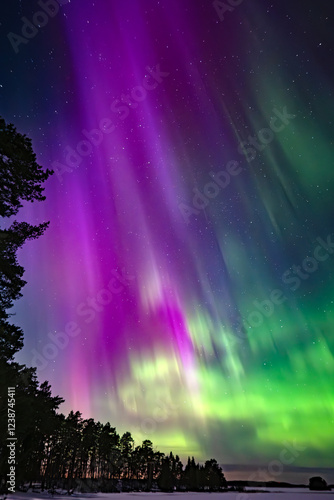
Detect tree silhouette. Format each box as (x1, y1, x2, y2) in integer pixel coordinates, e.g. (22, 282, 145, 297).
(157, 455, 175, 492)
(97, 422, 120, 480)
(309, 476, 330, 491)
(202, 458, 227, 490)
(0, 117, 52, 361)
(0, 117, 58, 492)
(183, 456, 200, 490)
(0, 118, 52, 218)
(120, 431, 134, 479)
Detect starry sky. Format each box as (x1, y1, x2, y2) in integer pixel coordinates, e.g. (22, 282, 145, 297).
(1, 0, 334, 483)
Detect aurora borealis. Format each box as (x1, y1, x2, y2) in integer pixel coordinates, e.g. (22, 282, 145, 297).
(1, 0, 334, 482)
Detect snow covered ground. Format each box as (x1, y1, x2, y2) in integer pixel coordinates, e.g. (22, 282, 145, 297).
(9, 489, 333, 500)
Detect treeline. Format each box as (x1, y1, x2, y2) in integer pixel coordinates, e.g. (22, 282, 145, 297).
(2, 394, 227, 492)
(0, 118, 227, 493)
(1, 354, 227, 494)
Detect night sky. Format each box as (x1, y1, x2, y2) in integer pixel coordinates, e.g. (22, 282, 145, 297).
(1, 0, 334, 483)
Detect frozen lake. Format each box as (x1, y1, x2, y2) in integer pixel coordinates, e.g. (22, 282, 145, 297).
(9, 489, 333, 500)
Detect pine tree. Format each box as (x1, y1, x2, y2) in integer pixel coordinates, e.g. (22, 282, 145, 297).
(0, 116, 55, 491)
(0, 116, 52, 360)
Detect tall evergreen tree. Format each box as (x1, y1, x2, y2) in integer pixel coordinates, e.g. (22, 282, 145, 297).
(0, 117, 54, 491)
(119, 431, 134, 479)
(157, 455, 174, 492)
(0, 117, 52, 361)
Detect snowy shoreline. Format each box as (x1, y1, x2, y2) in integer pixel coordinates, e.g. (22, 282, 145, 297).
(7, 488, 334, 500)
